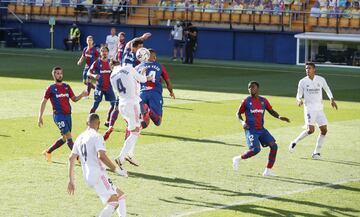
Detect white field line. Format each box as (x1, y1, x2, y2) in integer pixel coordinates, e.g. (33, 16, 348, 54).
(173, 177, 360, 217)
(1, 52, 360, 78)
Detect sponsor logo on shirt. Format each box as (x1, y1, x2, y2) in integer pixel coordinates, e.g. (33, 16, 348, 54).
(250, 109, 264, 114)
(100, 70, 111, 74)
(56, 93, 69, 98)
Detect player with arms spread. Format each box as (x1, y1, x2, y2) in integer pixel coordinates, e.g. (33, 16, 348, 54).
(68, 113, 127, 217)
(232, 81, 290, 176)
(289, 62, 338, 159)
(38, 67, 88, 162)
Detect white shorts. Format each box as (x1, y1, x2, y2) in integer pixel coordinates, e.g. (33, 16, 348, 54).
(90, 172, 117, 204)
(119, 103, 141, 131)
(304, 109, 328, 127)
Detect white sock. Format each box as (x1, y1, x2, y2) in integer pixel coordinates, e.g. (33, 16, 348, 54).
(116, 196, 126, 217)
(99, 202, 116, 217)
(119, 132, 139, 162)
(293, 130, 309, 143)
(314, 134, 325, 154)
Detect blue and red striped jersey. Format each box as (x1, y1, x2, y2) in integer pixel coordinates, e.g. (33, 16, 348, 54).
(44, 83, 75, 115)
(238, 96, 273, 129)
(82, 46, 99, 69)
(89, 59, 112, 91)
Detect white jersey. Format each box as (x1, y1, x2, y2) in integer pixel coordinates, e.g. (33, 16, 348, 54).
(106, 35, 119, 60)
(296, 75, 334, 111)
(110, 65, 147, 105)
(72, 128, 106, 186)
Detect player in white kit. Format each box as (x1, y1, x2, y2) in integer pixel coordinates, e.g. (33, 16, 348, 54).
(110, 53, 149, 171)
(106, 28, 119, 61)
(67, 113, 127, 217)
(289, 62, 338, 159)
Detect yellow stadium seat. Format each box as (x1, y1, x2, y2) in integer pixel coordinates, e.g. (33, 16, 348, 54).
(15, 4, 24, 14)
(211, 13, 221, 22)
(58, 6, 67, 16)
(231, 13, 241, 24)
(328, 17, 337, 27)
(271, 15, 280, 24)
(41, 6, 50, 15)
(192, 11, 202, 21)
(240, 14, 251, 24)
(253, 14, 261, 24)
(173, 11, 184, 20)
(24, 5, 31, 14)
(49, 6, 58, 16)
(202, 12, 211, 22)
(67, 7, 75, 16)
(339, 18, 350, 27)
(282, 15, 290, 25)
(261, 14, 270, 24)
(164, 11, 173, 20)
(7, 4, 16, 13)
(155, 10, 164, 19)
(349, 18, 360, 28)
(221, 13, 230, 23)
(308, 16, 317, 26)
(32, 6, 41, 15)
(318, 17, 328, 27)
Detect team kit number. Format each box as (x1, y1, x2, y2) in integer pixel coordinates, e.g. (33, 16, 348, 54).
(148, 71, 156, 82)
(80, 143, 87, 162)
(56, 121, 65, 129)
(116, 78, 127, 94)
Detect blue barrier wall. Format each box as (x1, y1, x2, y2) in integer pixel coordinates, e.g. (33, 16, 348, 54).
(4, 21, 297, 64)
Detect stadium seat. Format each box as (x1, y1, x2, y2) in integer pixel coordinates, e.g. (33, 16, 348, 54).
(24, 5, 31, 14)
(221, 13, 230, 23)
(231, 13, 241, 24)
(41, 6, 50, 15)
(271, 15, 281, 24)
(240, 14, 251, 24)
(58, 6, 67, 16)
(211, 13, 221, 22)
(67, 7, 75, 16)
(253, 14, 261, 24)
(32, 6, 41, 15)
(282, 15, 290, 25)
(349, 18, 360, 28)
(339, 18, 350, 28)
(7, 4, 16, 13)
(318, 17, 328, 27)
(49, 6, 58, 16)
(173, 11, 184, 20)
(328, 17, 337, 27)
(261, 14, 270, 24)
(15, 4, 25, 14)
(308, 16, 317, 26)
(191, 12, 202, 22)
(164, 11, 173, 20)
(155, 10, 164, 19)
(202, 12, 211, 22)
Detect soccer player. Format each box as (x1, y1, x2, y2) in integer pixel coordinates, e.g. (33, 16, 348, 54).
(77, 35, 99, 94)
(117, 32, 126, 63)
(140, 48, 175, 130)
(87, 46, 119, 139)
(110, 59, 148, 170)
(38, 67, 88, 162)
(68, 113, 127, 217)
(106, 27, 119, 61)
(122, 32, 151, 67)
(232, 81, 290, 176)
(289, 62, 338, 159)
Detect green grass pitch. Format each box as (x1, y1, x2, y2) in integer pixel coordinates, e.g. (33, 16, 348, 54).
(0, 48, 359, 217)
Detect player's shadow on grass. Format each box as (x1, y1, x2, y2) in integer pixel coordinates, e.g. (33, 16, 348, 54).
(243, 175, 360, 193)
(0, 134, 11, 137)
(141, 131, 243, 147)
(164, 194, 359, 217)
(163, 105, 193, 111)
(163, 96, 220, 104)
(130, 171, 247, 195)
(300, 157, 360, 167)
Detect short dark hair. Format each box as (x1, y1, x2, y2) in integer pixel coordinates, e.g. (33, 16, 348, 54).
(148, 48, 156, 54)
(52, 66, 62, 77)
(100, 46, 109, 52)
(248, 81, 259, 88)
(132, 38, 144, 48)
(87, 113, 100, 124)
(306, 62, 316, 68)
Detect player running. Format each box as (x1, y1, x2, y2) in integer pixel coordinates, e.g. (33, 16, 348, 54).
(87, 46, 119, 139)
(139, 48, 175, 130)
(289, 62, 338, 159)
(38, 67, 88, 162)
(232, 81, 290, 176)
(110, 57, 148, 171)
(68, 113, 127, 217)
(77, 35, 99, 95)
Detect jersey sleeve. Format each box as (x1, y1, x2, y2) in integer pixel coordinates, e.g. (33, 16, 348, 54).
(94, 49, 99, 59)
(264, 98, 273, 111)
(238, 99, 247, 114)
(321, 77, 334, 100)
(296, 80, 304, 102)
(160, 64, 170, 80)
(71, 137, 80, 155)
(44, 86, 52, 99)
(68, 85, 75, 98)
(95, 135, 106, 152)
(132, 67, 147, 83)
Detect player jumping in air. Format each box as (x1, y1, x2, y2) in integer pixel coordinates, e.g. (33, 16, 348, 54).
(38, 67, 88, 162)
(289, 62, 337, 159)
(232, 81, 290, 176)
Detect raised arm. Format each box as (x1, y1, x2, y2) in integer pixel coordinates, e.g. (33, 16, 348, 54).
(124, 32, 152, 50)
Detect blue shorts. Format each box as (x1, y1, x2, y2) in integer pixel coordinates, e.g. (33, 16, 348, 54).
(94, 88, 117, 103)
(82, 67, 90, 80)
(53, 114, 72, 135)
(174, 40, 184, 48)
(140, 91, 163, 116)
(245, 128, 275, 149)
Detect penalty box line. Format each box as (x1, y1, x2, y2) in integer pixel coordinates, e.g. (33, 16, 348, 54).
(173, 177, 360, 217)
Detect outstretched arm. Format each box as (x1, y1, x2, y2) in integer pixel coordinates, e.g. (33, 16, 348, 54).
(268, 109, 290, 123)
(71, 90, 88, 102)
(38, 98, 48, 127)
